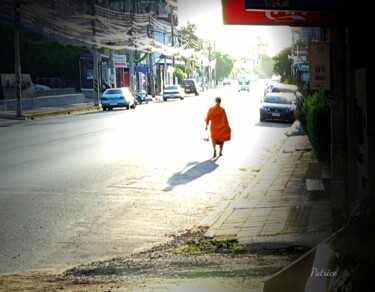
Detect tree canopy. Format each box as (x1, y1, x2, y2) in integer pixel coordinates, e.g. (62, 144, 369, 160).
(272, 47, 292, 82)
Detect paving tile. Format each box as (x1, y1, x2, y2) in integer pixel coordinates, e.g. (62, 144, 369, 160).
(260, 224, 285, 235)
(237, 227, 262, 237)
(214, 228, 240, 238)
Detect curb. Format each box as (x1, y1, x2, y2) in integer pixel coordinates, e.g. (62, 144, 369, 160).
(0, 105, 101, 121)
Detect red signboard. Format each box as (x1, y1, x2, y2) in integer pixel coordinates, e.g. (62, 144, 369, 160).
(222, 0, 345, 26)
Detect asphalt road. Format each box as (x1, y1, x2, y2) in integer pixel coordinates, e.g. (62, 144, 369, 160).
(0, 80, 292, 274)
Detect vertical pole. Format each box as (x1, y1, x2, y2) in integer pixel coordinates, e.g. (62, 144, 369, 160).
(14, 0, 22, 117)
(129, 51, 134, 91)
(109, 50, 116, 88)
(148, 15, 155, 97)
(90, 0, 99, 105)
(171, 12, 175, 85)
(163, 30, 166, 88)
(93, 48, 99, 105)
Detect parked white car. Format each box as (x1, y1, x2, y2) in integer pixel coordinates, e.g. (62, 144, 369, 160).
(163, 84, 185, 101)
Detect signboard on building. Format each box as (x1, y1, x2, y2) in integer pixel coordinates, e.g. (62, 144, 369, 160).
(113, 55, 127, 68)
(222, 0, 345, 25)
(309, 42, 330, 90)
(135, 65, 149, 73)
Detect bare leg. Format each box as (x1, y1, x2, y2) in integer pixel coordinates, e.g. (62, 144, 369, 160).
(219, 143, 224, 156)
(211, 141, 217, 158)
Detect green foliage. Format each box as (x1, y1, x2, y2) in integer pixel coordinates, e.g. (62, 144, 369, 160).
(175, 66, 186, 84)
(177, 23, 202, 51)
(175, 238, 244, 254)
(256, 54, 274, 78)
(272, 47, 292, 82)
(0, 23, 89, 87)
(298, 91, 331, 164)
(214, 51, 235, 81)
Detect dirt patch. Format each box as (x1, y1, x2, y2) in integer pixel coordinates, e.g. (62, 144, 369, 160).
(0, 227, 308, 291)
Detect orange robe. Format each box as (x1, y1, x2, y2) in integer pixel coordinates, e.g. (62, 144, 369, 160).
(205, 104, 231, 144)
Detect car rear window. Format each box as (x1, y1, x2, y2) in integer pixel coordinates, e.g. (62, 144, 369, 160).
(165, 85, 178, 90)
(183, 80, 194, 86)
(264, 96, 293, 104)
(106, 89, 122, 94)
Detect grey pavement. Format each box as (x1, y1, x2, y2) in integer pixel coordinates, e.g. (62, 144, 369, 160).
(0, 95, 163, 125)
(0, 102, 333, 290)
(1, 101, 332, 249)
(204, 126, 332, 248)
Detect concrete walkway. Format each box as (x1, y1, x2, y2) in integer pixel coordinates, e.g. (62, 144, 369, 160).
(205, 132, 332, 248)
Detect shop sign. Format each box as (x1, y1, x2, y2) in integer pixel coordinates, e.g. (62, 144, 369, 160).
(113, 55, 128, 68)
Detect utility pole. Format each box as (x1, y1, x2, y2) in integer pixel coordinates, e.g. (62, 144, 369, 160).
(14, 0, 22, 117)
(147, 14, 155, 97)
(171, 12, 175, 85)
(90, 0, 99, 105)
(163, 29, 166, 88)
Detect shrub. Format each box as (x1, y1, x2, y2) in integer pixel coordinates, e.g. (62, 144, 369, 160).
(298, 91, 331, 165)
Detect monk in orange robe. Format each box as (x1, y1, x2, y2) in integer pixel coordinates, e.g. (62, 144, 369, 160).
(205, 97, 231, 158)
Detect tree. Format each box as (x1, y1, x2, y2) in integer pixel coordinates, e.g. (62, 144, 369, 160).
(213, 51, 235, 82)
(272, 47, 292, 82)
(257, 54, 274, 78)
(176, 23, 202, 78)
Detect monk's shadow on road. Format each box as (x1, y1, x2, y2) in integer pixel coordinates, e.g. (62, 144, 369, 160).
(163, 158, 219, 192)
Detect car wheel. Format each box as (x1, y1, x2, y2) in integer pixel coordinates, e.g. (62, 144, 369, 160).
(131, 103, 136, 109)
(108, 107, 113, 111)
(102, 107, 106, 111)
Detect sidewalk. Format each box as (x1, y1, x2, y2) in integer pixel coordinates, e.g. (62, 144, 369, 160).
(0, 102, 101, 122)
(204, 129, 332, 249)
(0, 95, 165, 125)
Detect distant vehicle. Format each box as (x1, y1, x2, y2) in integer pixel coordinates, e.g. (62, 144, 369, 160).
(238, 81, 250, 92)
(34, 84, 51, 91)
(259, 92, 296, 123)
(181, 79, 199, 96)
(135, 90, 148, 104)
(163, 84, 185, 101)
(101, 87, 136, 111)
(223, 77, 231, 85)
(268, 83, 302, 108)
(237, 75, 250, 92)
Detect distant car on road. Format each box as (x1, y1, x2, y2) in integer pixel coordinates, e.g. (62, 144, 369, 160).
(259, 92, 296, 123)
(163, 84, 185, 101)
(223, 77, 231, 85)
(181, 79, 199, 96)
(101, 87, 136, 111)
(238, 80, 250, 92)
(34, 84, 51, 91)
(237, 75, 250, 92)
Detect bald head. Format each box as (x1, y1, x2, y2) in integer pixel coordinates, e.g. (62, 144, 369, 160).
(215, 97, 221, 104)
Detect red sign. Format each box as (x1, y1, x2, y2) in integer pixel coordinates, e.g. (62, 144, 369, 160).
(222, 0, 345, 26)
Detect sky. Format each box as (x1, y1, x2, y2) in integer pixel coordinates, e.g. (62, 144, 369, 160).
(177, 0, 293, 57)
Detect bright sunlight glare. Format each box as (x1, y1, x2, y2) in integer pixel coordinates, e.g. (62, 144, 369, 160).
(178, 0, 293, 57)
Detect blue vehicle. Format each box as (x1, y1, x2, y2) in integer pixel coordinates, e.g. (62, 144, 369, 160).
(101, 87, 136, 111)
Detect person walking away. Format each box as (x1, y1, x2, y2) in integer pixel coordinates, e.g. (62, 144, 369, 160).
(205, 97, 231, 158)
